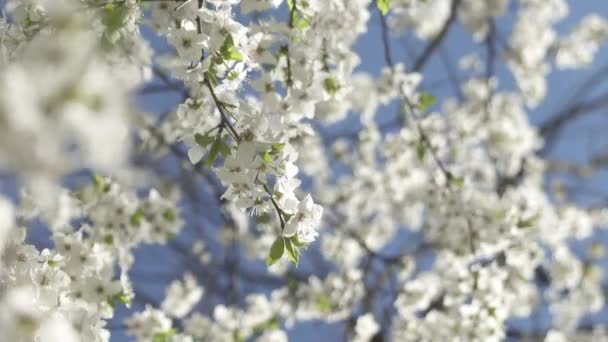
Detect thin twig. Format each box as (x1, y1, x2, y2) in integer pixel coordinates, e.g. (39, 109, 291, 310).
(412, 0, 462, 72)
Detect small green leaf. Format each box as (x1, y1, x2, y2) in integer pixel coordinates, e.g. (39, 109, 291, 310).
(290, 236, 306, 248)
(323, 77, 341, 96)
(194, 133, 214, 148)
(496, 210, 507, 220)
(517, 214, 539, 229)
(447, 174, 464, 188)
(416, 140, 426, 161)
(287, 277, 299, 290)
(376, 0, 391, 16)
(115, 293, 131, 305)
(162, 209, 176, 223)
(252, 318, 280, 334)
(107, 292, 132, 310)
(452, 177, 464, 188)
(282, 212, 294, 223)
(261, 151, 274, 163)
(103, 234, 114, 245)
(103, 1, 129, 34)
(219, 34, 244, 62)
(287, 0, 311, 30)
(130, 208, 144, 226)
(267, 237, 285, 266)
(204, 148, 220, 168)
(218, 141, 232, 157)
(256, 212, 272, 224)
(232, 330, 245, 342)
(418, 92, 437, 112)
(204, 136, 230, 167)
(315, 294, 331, 313)
(188, 100, 202, 110)
(219, 101, 238, 109)
(92, 174, 105, 192)
(205, 68, 218, 87)
(294, 15, 311, 30)
(285, 237, 300, 266)
(271, 143, 285, 154)
(152, 329, 177, 342)
(91, 174, 110, 193)
(228, 71, 240, 80)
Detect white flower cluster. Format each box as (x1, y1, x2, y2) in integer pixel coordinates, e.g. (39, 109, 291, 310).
(555, 14, 608, 69)
(0, 177, 183, 341)
(148, 0, 326, 263)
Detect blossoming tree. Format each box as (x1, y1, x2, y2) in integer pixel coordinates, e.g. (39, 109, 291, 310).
(1, 0, 608, 341)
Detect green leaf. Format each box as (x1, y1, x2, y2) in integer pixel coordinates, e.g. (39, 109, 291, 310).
(256, 212, 272, 224)
(287, 0, 310, 30)
(232, 330, 245, 342)
(271, 143, 285, 154)
(219, 34, 244, 62)
(162, 209, 176, 223)
(315, 294, 331, 313)
(261, 151, 274, 163)
(267, 237, 285, 266)
(194, 133, 214, 148)
(416, 140, 426, 161)
(323, 77, 341, 96)
(102, 1, 129, 34)
(219, 100, 238, 109)
(204, 136, 230, 167)
(228, 71, 240, 80)
(447, 173, 464, 188)
(290, 236, 306, 248)
(204, 145, 220, 168)
(218, 141, 232, 157)
(418, 92, 437, 112)
(376, 0, 391, 16)
(103, 234, 114, 245)
(252, 318, 280, 334)
(115, 293, 132, 305)
(287, 277, 299, 290)
(517, 214, 539, 229)
(294, 15, 311, 30)
(91, 174, 111, 193)
(188, 100, 202, 110)
(284, 237, 300, 266)
(205, 68, 218, 87)
(92, 174, 105, 192)
(107, 292, 132, 310)
(130, 208, 144, 226)
(152, 329, 177, 342)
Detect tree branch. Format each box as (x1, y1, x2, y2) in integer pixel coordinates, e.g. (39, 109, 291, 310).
(412, 0, 462, 72)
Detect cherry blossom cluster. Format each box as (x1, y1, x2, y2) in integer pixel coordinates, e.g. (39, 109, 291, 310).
(147, 0, 325, 264)
(1, 176, 183, 341)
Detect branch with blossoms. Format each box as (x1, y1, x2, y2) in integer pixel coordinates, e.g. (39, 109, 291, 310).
(2, 0, 608, 342)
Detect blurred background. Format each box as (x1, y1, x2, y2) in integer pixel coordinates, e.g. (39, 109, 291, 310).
(17, 1, 608, 340)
